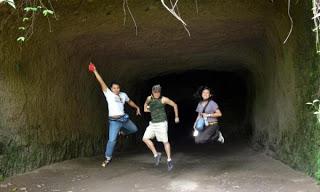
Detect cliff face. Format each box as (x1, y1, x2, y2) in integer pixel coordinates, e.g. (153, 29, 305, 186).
(1, 0, 319, 179)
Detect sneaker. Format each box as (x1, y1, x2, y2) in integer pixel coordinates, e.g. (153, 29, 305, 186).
(167, 160, 174, 171)
(154, 153, 162, 166)
(101, 159, 111, 167)
(217, 131, 224, 144)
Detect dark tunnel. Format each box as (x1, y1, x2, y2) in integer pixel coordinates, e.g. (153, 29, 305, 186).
(134, 70, 254, 145)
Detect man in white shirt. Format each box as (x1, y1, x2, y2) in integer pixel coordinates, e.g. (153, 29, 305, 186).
(89, 63, 141, 167)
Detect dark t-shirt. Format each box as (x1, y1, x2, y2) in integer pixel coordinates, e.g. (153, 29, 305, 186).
(196, 100, 219, 122)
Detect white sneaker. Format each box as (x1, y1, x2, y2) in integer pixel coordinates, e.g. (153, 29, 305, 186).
(218, 131, 224, 144)
(102, 159, 111, 167)
(193, 130, 199, 137)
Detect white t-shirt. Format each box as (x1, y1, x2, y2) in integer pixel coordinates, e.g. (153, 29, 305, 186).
(103, 88, 130, 117)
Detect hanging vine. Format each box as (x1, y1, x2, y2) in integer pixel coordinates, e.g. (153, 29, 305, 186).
(283, 0, 293, 44)
(122, 0, 138, 36)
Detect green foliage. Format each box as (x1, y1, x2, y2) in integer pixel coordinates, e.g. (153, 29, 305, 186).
(316, 169, 320, 180)
(16, 37, 25, 42)
(22, 17, 29, 22)
(24, 7, 38, 12)
(17, 3, 55, 44)
(316, 152, 320, 182)
(306, 99, 320, 123)
(1, 0, 56, 43)
(43, 9, 54, 16)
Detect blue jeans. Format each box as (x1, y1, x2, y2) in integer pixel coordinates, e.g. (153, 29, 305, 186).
(105, 119, 138, 159)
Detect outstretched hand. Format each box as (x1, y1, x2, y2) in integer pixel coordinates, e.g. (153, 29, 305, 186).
(89, 62, 96, 72)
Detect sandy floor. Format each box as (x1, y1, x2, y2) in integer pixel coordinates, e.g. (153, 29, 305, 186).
(1, 143, 319, 192)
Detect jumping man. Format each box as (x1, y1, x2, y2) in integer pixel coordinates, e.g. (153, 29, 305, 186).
(89, 63, 141, 167)
(142, 85, 179, 171)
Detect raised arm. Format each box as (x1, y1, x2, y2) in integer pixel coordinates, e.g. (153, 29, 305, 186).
(162, 97, 179, 123)
(90, 64, 108, 92)
(144, 96, 152, 113)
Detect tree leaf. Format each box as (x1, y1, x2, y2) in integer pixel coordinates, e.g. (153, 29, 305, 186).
(18, 27, 25, 30)
(24, 7, 38, 12)
(306, 102, 313, 105)
(24, 7, 31, 12)
(43, 9, 54, 16)
(22, 17, 29, 22)
(313, 99, 319, 103)
(17, 37, 25, 42)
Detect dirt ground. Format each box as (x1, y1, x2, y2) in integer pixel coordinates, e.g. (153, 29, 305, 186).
(1, 143, 319, 192)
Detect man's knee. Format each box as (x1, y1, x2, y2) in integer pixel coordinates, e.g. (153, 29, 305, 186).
(126, 123, 138, 134)
(142, 138, 150, 143)
(163, 141, 170, 146)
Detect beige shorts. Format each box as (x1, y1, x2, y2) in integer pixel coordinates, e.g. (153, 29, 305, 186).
(143, 121, 168, 143)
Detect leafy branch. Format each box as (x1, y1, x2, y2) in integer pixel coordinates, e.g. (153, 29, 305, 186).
(0, 0, 56, 43)
(306, 99, 320, 123)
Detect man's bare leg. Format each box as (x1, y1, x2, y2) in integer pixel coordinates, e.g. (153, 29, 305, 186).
(164, 142, 173, 171)
(163, 142, 171, 160)
(143, 139, 158, 156)
(143, 139, 162, 166)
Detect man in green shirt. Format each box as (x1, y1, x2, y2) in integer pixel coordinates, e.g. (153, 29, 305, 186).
(143, 85, 179, 171)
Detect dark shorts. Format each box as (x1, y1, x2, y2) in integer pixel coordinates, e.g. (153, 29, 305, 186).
(195, 124, 220, 144)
